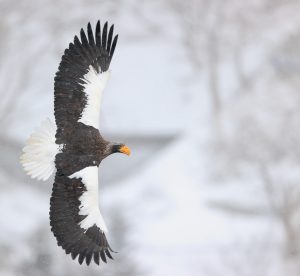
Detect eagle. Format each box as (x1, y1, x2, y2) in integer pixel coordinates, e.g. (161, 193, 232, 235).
(20, 20, 131, 265)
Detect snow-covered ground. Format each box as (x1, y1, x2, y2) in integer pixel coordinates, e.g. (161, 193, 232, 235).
(1, 0, 300, 275)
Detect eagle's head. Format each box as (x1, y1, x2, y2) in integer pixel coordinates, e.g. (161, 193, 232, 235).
(111, 143, 131, 156)
(99, 140, 131, 160)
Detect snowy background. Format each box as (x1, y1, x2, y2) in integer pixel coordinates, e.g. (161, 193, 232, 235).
(1, 0, 300, 275)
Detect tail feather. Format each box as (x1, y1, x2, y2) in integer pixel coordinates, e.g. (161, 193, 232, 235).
(20, 118, 58, 181)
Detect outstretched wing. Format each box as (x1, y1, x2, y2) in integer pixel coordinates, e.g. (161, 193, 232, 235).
(54, 21, 118, 144)
(50, 165, 114, 265)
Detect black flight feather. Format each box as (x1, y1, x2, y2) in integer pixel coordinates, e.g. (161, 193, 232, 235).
(94, 252, 100, 265)
(102, 22, 108, 50)
(110, 35, 118, 57)
(95, 20, 101, 48)
(107, 25, 114, 53)
(100, 250, 107, 263)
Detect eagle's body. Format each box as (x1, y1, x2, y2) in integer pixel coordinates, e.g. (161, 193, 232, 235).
(20, 21, 130, 265)
(55, 123, 108, 173)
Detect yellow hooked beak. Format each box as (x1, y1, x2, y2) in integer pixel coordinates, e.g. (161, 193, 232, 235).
(119, 145, 131, 156)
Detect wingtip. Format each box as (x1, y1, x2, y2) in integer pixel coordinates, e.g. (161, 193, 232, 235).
(100, 250, 107, 263)
(94, 252, 100, 265)
(74, 35, 80, 44)
(85, 253, 92, 265)
(96, 20, 100, 31)
(78, 253, 85, 265)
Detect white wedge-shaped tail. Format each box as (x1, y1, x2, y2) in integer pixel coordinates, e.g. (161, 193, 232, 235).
(20, 118, 59, 181)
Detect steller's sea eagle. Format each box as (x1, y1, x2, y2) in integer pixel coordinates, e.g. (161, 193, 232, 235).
(20, 20, 131, 265)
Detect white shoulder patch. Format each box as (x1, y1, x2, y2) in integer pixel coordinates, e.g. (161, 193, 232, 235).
(20, 118, 59, 181)
(69, 166, 108, 233)
(78, 66, 110, 129)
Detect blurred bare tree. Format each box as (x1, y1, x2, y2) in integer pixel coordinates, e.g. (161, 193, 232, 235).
(166, 0, 300, 128)
(207, 4, 300, 273)
(162, 0, 300, 274)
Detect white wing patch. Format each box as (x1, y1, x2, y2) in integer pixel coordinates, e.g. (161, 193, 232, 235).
(69, 166, 108, 233)
(78, 66, 110, 129)
(20, 118, 60, 181)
